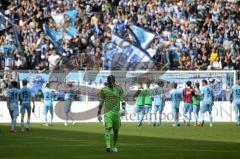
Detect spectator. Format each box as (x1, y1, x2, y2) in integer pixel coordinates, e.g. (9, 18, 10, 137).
(4, 51, 14, 70)
(209, 48, 218, 63)
(208, 57, 222, 70)
(48, 50, 60, 70)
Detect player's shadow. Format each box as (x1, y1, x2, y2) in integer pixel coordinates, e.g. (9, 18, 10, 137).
(0, 124, 240, 159)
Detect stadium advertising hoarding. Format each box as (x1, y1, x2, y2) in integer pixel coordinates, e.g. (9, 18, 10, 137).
(0, 101, 235, 123)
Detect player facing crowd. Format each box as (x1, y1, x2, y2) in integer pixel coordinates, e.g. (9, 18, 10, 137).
(135, 80, 166, 127)
(183, 81, 195, 126)
(64, 82, 74, 126)
(20, 80, 35, 131)
(168, 83, 182, 127)
(7, 81, 20, 133)
(7, 80, 35, 133)
(153, 81, 165, 126)
(199, 80, 214, 127)
(134, 81, 145, 127)
(192, 83, 201, 126)
(97, 75, 126, 152)
(42, 83, 55, 126)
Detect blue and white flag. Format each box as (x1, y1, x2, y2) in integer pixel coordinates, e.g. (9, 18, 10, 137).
(129, 25, 156, 50)
(51, 10, 78, 39)
(103, 32, 154, 70)
(0, 16, 6, 31)
(65, 10, 78, 37)
(43, 23, 64, 55)
(0, 45, 15, 54)
(0, 13, 22, 48)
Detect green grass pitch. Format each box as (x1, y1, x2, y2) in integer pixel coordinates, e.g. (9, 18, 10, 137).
(0, 123, 240, 159)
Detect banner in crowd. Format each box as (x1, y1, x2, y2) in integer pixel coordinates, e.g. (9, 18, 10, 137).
(51, 10, 78, 39)
(103, 33, 154, 70)
(64, 10, 78, 37)
(103, 24, 157, 70)
(0, 101, 235, 122)
(43, 23, 65, 55)
(43, 10, 78, 54)
(129, 25, 156, 50)
(0, 13, 22, 48)
(0, 45, 15, 54)
(0, 15, 6, 31)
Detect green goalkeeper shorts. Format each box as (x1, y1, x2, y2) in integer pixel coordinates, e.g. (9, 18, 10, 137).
(104, 112, 121, 130)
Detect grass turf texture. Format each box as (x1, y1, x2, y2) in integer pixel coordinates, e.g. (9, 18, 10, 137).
(0, 123, 240, 159)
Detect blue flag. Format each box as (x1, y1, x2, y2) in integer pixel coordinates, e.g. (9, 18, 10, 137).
(103, 32, 154, 70)
(129, 25, 156, 50)
(65, 10, 78, 37)
(43, 23, 64, 55)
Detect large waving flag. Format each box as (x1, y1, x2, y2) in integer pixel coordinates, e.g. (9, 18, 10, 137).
(103, 32, 154, 70)
(0, 13, 22, 48)
(51, 10, 78, 40)
(43, 23, 64, 55)
(65, 10, 78, 37)
(129, 25, 156, 50)
(103, 24, 156, 71)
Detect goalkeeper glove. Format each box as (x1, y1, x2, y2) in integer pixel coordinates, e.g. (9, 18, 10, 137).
(120, 109, 126, 116)
(97, 115, 102, 123)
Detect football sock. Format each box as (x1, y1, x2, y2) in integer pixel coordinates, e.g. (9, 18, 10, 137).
(147, 113, 151, 125)
(45, 113, 48, 123)
(13, 117, 17, 129)
(238, 114, 240, 125)
(27, 119, 30, 128)
(194, 113, 198, 124)
(66, 114, 69, 124)
(50, 114, 53, 124)
(11, 119, 14, 129)
(188, 112, 191, 124)
(158, 112, 162, 125)
(209, 113, 213, 124)
(201, 113, 205, 121)
(21, 119, 24, 129)
(175, 111, 179, 125)
(105, 129, 111, 148)
(139, 112, 145, 125)
(154, 113, 157, 123)
(113, 129, 118, 147)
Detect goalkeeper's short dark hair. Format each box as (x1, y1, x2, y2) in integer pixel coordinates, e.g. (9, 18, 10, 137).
(107, 75, 115, 83)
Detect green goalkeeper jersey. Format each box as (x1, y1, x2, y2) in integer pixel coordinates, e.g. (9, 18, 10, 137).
(99, 85, 125, 114)
(136, 89, 146, 106)
(144, 88, 152, 105)
(192, 89, 201, 106)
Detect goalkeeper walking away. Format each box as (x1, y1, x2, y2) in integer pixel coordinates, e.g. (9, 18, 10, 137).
(97, 75, 126, 153)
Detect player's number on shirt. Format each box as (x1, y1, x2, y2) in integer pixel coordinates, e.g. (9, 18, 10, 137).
(235, 89, 240, 96)
(22, 91, 29, 100)
(207, 88, 211, 97)
(10, 92, 18, 100)
(46, 92, 50, 99)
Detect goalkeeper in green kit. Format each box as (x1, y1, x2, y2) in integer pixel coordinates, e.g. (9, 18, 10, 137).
(97, 75, 126, 153)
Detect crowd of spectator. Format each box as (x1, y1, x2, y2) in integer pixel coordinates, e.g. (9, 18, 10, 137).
(0, 0, 239, 71)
